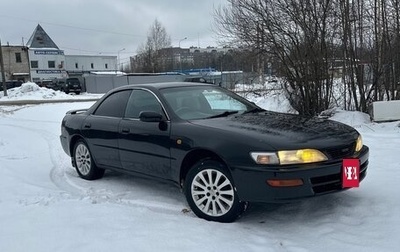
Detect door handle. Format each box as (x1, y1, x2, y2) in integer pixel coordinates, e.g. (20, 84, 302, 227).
(121, 128, 130, 133)
(84, 123, 91, 128)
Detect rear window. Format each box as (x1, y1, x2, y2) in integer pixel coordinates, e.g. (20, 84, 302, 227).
(66, 78, 80, 85)
(94, 90, 131, 118)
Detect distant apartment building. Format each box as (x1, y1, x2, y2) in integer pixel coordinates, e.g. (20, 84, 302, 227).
(0, 44, 30, 82)
(158, 47, 194, 71)
(131, 46, 235, 73)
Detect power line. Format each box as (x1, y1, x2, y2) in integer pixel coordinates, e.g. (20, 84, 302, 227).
(0, 14, 146, 38)
(0, 14, 218, 54)
(1, 14, 218, 46)
(60, 46, 135, 55)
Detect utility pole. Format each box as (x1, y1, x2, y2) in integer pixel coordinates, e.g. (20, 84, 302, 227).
(0, 39, 7, 96)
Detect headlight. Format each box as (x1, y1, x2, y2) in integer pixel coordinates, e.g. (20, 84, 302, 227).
(251, 149, 327, 165)
(278, 149, 327, 165)
(355, 135, 363, 152)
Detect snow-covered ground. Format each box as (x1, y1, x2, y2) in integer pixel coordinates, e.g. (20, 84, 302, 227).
(1, 84, 399, 251)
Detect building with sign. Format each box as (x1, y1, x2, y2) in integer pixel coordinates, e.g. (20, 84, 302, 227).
(1, 24, 118, 85)
(24, 24, 117, 83)
(26, 24, 67, 82)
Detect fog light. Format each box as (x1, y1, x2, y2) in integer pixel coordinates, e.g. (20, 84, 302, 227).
(266, 179, 303, 187)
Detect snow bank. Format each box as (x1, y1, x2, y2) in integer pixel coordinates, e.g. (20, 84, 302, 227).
(234, 81, 296, 113)
(0, 82, 72, 100)
(327, 108, 372, 127)
(0, 82, 103, 101)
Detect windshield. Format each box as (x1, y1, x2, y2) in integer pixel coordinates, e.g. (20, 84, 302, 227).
(160, 85, 257, 120)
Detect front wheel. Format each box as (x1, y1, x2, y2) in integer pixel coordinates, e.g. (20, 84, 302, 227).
(184, 159, 244, 222)
(73, 140, 104, 180)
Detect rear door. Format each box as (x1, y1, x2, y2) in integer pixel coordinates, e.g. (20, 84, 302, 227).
(82, 90, 131, 169)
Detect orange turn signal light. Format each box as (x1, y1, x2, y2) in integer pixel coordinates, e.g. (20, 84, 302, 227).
(266, 179, 303, 187)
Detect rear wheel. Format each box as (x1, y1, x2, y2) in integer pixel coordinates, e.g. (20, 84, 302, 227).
(184, 159, 245, 222)
(73, 140, 104, 180)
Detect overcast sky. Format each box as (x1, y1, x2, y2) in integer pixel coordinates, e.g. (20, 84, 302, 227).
(1, 0, 227, 65)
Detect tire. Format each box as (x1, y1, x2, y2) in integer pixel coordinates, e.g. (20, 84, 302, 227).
(184, 159, 245, 223)
(73, 140, 105, 180)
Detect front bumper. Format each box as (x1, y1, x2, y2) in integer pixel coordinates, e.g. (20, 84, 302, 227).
(231, 145, 369, 203)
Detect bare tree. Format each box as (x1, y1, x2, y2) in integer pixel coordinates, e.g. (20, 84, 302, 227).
(342, 0, 400, 110)
(136, 19, 171, 73)
(215, 0, 400, 115)
(215, 0, 338, 116)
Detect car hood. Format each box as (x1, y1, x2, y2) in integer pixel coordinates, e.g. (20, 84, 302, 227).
(190, 111, 358, 150)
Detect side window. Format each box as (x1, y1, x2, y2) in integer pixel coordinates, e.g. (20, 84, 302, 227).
(125, 90, 164, 119)
(94, 90, 131, 118)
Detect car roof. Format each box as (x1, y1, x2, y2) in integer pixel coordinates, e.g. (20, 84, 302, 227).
(118, 82, 214, 91)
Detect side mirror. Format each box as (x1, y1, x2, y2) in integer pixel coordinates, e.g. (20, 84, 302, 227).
(139, 111, 163, 122)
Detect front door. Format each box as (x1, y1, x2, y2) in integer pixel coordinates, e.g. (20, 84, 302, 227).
(118, 89, 172, 179)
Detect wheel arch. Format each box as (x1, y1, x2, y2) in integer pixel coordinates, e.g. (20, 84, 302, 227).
(179, 148, 229, 188)
(69, 134, 85, 156)
(69, 135, 95, 167)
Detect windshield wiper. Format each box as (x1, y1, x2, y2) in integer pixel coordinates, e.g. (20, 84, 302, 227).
(207, 110, 239, 119)
(243, 107, 265, 114)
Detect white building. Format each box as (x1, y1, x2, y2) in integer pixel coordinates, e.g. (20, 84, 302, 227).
(26, 24, 118, 82)
(65, 55, 117, 74)
(26, 25, 67, 82)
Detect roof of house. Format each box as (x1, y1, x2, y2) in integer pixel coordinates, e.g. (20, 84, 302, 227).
(26, 24, 59, 49)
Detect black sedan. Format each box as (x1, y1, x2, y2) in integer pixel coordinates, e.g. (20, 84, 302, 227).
(60, 82, 369, 222)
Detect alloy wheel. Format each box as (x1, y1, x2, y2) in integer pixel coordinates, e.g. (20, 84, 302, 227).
(75, 143, 92, 176)
(191, 168, 235, 217)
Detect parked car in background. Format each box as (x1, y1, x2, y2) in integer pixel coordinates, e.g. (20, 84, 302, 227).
(0, 80, 23, 91)
(184, 76, 213, 84)
(39, 79, 59, 90)
(60, 78, 81, 94)
(60, 82, 369, 222)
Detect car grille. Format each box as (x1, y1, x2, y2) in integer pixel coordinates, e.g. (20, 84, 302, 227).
(310, 160, 368, 194)
(323, 142, 356, 160)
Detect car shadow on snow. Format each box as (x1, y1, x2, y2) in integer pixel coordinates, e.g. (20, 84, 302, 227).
(238, 192, 366, 225)
(65, 169, 187, 212)
(64, 167, 367, 224)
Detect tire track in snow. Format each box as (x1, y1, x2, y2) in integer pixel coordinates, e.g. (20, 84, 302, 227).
(1, 116, 190, 218)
